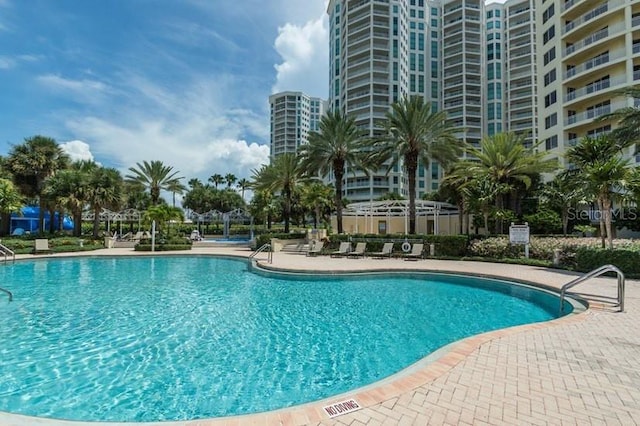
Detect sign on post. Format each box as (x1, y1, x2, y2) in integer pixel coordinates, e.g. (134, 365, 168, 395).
(509, 222, 530, 258)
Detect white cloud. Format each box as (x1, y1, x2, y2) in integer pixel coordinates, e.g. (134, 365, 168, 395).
(0, 56, 14, 69)
(60, 140, 96, 163)
(61, 75, 270, 185)
(272, 12, 329, 99)
(36, 74, 111, 104)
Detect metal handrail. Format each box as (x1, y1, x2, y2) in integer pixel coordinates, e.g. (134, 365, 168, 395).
(560, 264, 625, 313)
(250, 243, 272, 264)
(0, 243, 16, 264)
(0, 286, 12, 301)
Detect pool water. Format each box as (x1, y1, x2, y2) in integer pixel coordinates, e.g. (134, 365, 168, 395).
(0, 257, 570, 422)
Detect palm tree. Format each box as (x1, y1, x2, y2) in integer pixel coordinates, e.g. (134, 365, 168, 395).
(236, 178, 250, 200)
(166, 180, 187, 208)
(539, 172, 586, 235)
(299, 110, 368, 234)
(367, 96, 461, 234)
(566, 134, 632, 249)
(145, 204, 183, 233)
(300, 181, 334, 229)
(250, 154, 304, 233)
(461, 132, 557, 233)
(0, 178, 23, 234)
(43, 161, 95, 236)
(599, 85, 640, 145)
(6, 135, 70, 235)
(88, 167, 123, 238)
(209, 173, 224, 189)
(188, 178, 203, 188)
(225, 173, 237, 189)
(125, 160, 183, 205)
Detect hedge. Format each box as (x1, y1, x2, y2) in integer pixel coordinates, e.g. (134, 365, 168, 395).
(575, 247, 640, 276)
(255, 233, 306, 248)
(134, 244, 192, 252)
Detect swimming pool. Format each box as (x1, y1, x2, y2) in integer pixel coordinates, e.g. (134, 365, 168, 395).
(0, 256, 572, 422)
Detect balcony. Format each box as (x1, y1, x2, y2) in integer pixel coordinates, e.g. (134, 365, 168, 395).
(564, 101, 626, 127)
(564, 75, 626, 103)
(564, 49, 626, 80)
(563, 0, 624, 35)
(563, 22, 625, 57)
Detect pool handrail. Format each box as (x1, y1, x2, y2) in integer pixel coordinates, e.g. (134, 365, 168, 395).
(560, 264, 625, 313)
(0, 241, 15, 264)
(250, 243, 272, 264)
(0, 286, 12, 301)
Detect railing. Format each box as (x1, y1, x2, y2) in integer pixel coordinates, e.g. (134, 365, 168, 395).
(0, 286, 12, 301)
(250, 243, 272, 264)
(560, 264, 625, 313)
(0, 242, 15, 264)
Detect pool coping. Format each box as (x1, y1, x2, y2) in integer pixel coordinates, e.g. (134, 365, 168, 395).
(0, 250, 594, 426)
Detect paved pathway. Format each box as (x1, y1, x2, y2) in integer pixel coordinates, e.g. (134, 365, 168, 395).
(1, 246, 638, 426)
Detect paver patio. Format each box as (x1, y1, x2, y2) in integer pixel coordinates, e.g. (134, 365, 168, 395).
(0, 246, 638, 426)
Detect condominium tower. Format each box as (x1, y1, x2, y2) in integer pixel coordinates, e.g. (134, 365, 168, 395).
(536, 0, 640, 167)
(269, 91, 326, 158)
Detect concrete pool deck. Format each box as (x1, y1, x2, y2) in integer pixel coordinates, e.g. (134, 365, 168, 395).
(1, 246, 639, 425)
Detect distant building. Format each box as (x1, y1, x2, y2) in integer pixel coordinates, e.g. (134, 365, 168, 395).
(268, 91, 327, 158)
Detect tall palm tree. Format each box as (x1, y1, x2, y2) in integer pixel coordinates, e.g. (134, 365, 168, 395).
(539, 172, 586, 235)
(236, 178, 250, 200)
(300, 181, 334, 229)
(209, 173, 224, 189)
(43, 161, 96, 236)
(299, 110, 368, 234)
(88, 167, 123, 238)
(6, 135, 70, 234)
(188, 178, 203, 188)
(166, 180, 187, 208)
(367, 96, 461, 234)
(0, 178, 23, 234)
(566, 134, 632, 249)
(461, 132, 557, 233)
(224, 173, 237, 189)
(125, 160, 183, 205)
(250, 154, 304, 233)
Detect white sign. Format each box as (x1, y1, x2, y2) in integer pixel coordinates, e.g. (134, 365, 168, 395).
(509, 222, 530, 245)
(323, 399, 361, 418)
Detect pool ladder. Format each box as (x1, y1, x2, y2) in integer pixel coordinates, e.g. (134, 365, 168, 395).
(0, 242, 15, 264)
(560, 264, 625, 313)
(250, 243, 272, 264)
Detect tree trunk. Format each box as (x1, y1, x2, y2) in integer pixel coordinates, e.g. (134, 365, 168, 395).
(603, 197, 614, 249)
(562, 207, 569, 236)
(406, 153, 418, 235)
(283, 188, 291, 234)
(92, 207, 101, 238)
(0, 213, 10, 236)
(334, 163, 344, 234)
(597, 199, 606, 248)
(38, 198, 46, 235)
(73, 211, 83, 237)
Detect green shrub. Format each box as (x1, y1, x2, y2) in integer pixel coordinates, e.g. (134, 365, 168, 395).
(135, 244, 192, 252)
(574, 247, 640, 276)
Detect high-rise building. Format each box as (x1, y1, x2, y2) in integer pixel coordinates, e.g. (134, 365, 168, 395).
(536, 0, 640, 167)
(269, 91, 326, 158)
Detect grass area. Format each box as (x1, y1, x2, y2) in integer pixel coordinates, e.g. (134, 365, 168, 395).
(0, 237, 104, 255)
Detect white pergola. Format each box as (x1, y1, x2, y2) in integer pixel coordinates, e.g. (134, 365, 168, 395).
(81, 208, 143, 235)
(342, 200, 458, 235)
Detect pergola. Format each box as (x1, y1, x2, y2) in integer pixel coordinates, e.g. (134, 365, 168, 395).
(81, 208, 143, 235)
(342, 200, 458, 235)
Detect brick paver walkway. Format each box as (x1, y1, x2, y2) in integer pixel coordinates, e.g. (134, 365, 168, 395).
(1, 247, 638, 426)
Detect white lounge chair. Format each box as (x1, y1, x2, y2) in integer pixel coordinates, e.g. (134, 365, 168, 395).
(306, 240, 325, 257)
(404, 243, 424, 261)
(330, 242, 351, 258)
(347, 242, 367, 258)
(33, 239, 52, 254)
(371, 242, 394, 259)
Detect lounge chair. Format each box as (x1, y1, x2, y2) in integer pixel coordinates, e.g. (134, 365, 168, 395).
(330, 242, 351, 258)
(118, 232, 133, 241)
(33, 239, 52, 254)
(403, 243, 424, 261)
(371, 242, 394, 259)
(306, 240, 325, 257)
(347, 242, 367, 258)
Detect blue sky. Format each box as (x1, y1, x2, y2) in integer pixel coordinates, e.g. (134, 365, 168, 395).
(0, 0, 329, 186)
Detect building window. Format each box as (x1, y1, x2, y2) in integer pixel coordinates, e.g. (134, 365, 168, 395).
(543, 47, 556, 65)
(545, 135, 558, 150)
(545, 113, 557, 129)
(543, 25, 555, 44)
(544, 91, 557, 107)
(544, 69, 556, 86)
(542, 4, 555, 23)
